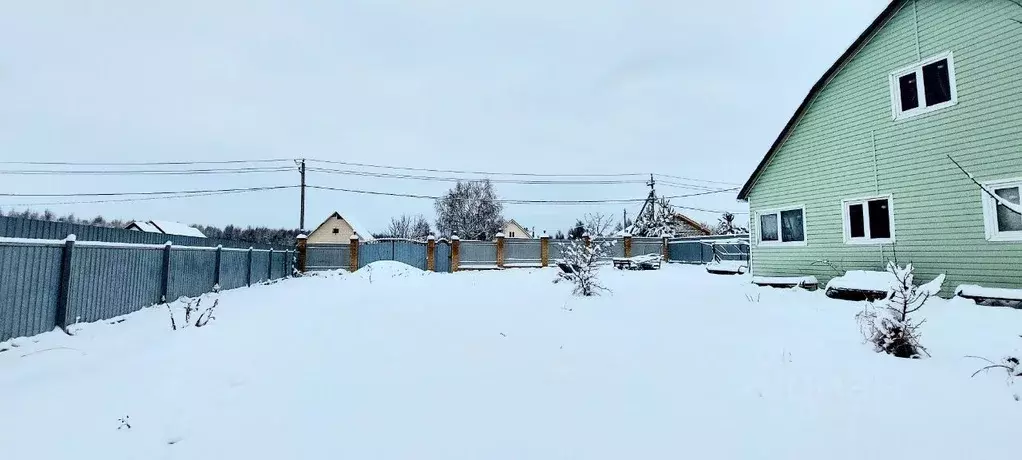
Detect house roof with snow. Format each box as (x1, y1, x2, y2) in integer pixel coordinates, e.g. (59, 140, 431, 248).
(309, 212, 376, 242)
(125, 220, 206, 238)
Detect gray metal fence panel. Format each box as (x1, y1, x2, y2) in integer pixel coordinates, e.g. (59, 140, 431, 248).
(270, 251, 286, 279)
(0, 215, 277, 249)
(435, 241, 451, 272)
(549, 240, 569, 262)
(250, 250, 271, 284)
(666, 235, 750, 263)
(220, 250, 250, 289)
(632, 237, 663, 257)
(67, 246, 163, 323)
(668, 241, 704, 263)
(592, 238, 623, 259)
(505, 239, 541, 266)
(0, 243, 63, 342)
(460, 241, 497, 267)
(307, 244, 349, 271)
(393, 240, 427, 270)
(168, 248, 218, 300)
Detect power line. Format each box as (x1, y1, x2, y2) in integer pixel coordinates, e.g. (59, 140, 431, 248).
(307, 159, 647, 178)
(654, 173, 741, 186)
(307, 167, 648, 185)
(0, 159, 291, 166)
(0, 186, 297, 207)
(0, 185, 297, 198)
(308, 184, 740, 206)
(0, 167, 293, 176)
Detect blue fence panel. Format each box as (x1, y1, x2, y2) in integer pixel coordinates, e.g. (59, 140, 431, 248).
(358, 241, 391, 269)
(220, 249, 250, 290)
(435, 241, 451, 273)
(250, 250, 271, 284)
(270, 251, 286, 279)
(168, 248, 217, 300)
(505, 239, 542, 266)
(0, 242, 63, 342)
(667, 235, 750, 264)
(393, 240, 426, 270)
(307, 244, 349, 271)
(460, 241, 497, 267)
(67, 246, 164, 323)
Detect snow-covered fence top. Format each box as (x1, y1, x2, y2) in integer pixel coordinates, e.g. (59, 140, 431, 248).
(0, 237, 293, 343)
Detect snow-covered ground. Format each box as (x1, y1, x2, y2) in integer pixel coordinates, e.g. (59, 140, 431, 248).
(2, 262, 1021, 459)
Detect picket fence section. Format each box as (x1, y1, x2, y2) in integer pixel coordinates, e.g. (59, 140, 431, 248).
(0, 236, 293, 342)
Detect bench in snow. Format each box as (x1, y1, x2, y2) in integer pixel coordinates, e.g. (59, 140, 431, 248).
(752, 276, 819, 290)
(824, 270, 894, 301)
(955, 285, 1022, 304)
(705, 260, 747, 275)
(611, 254, 662, 271)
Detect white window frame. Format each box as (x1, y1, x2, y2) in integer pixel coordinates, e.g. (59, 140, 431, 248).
(841, 194, 895, 245)
(756, 206, 808, 247)
(981, 177, 1022, 242)
(889, 51, 958, 121)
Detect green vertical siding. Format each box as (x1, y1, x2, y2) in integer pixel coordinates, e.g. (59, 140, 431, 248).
(747, 0, 1022, 295)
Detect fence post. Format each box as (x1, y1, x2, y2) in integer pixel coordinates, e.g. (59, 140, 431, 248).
(427, 235, 436, 272)
(495, 233, 505, 268)
(54, 234, 76, 331)
(349, 234, 359, 272)
(540, 233, 550, 267)
(451, 235, 460, 272)
(214, 245, 223, 288)
(246, 246, 254, 286)
(662, 236, 670, 262)
(296, 234, 307, 274)
(161, 240, 173, 302)
(268, 248, 274, 280)
(623, 233, 632, 258)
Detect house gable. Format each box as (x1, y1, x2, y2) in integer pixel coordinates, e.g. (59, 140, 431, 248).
(742, 0, 1022, 293)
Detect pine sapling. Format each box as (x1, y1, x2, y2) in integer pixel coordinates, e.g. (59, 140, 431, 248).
(854, 262, 945, 359)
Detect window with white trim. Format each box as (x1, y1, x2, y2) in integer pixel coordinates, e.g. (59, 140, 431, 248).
(758, 207, 806, 246)
(889, 52, 957, 120)
(843, 196, 893, 244)
(981, 179, 1022, 242)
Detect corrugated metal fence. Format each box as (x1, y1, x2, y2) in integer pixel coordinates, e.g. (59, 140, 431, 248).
(667, 235, 750, 264)
(0, 215, 277, 250)
(0, 237, 293, 342)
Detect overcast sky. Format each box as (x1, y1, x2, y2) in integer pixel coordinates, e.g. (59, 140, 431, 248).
(0, 0, 889, 234)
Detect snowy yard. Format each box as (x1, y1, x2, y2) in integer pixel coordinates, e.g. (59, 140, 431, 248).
(1, 263, 1021, 459)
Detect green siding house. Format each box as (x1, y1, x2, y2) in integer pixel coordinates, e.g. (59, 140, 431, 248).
(738, 0, 1022, 295)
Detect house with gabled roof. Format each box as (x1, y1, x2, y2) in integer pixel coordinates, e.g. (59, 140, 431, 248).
(502, 219, 532, 239)
(307, 212, 376, 244)
(125, 220, 206, 238)
(738, 0, 1022, 295)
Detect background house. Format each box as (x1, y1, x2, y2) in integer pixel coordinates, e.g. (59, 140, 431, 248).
(125, 220, 206, 238)
(738, 0, 1022, 294)
(307, 212, 375, 243)
(503, 219, 532, 239)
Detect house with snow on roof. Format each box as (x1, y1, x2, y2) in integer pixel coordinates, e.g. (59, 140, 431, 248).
(125, 220, 206, 238)
(502, 219, 532, 239)
(737, 0, 1022, 297)
(307, 212, 376, 243)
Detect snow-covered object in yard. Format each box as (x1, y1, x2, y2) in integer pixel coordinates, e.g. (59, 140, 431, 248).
(125, 220, 161, 233)
(955, 285, 1022, 301)
(825, 270, 897, 294)
(354, 261, 427, 281)
(2, 265, 1022, 458)
(705, 260, 747, 275)
(752, 275, 819, 288)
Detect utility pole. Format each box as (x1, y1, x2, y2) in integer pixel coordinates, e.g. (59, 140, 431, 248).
(296, 158, 306, 231)
(623, 209, 628, 231)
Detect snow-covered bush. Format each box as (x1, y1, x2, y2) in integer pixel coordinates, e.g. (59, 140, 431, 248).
(854, 262, 945, 359)
(970, 340, 1022, 399)
(167, 285, 222, 330)
(556, 236, 612, 297)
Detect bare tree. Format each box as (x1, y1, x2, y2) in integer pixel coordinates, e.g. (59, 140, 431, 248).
(556, 237, 613, 297)
(434, 180, 504, 239)
(412, 215, 432, 238)
(583, 213, 614, 237)
(387, 215, 413, 238)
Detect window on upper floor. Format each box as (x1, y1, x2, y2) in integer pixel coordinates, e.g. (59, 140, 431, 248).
(843, 195, 894, 244)
(757, 207, 806, 246)
(509, 231, 515, 237)
(889, 52, 957, 120)
(332, 228, 339, 234)
(981, 179, 1022, 242)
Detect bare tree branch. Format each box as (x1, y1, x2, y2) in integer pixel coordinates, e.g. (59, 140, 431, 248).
(947, 154, 1022, 216)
